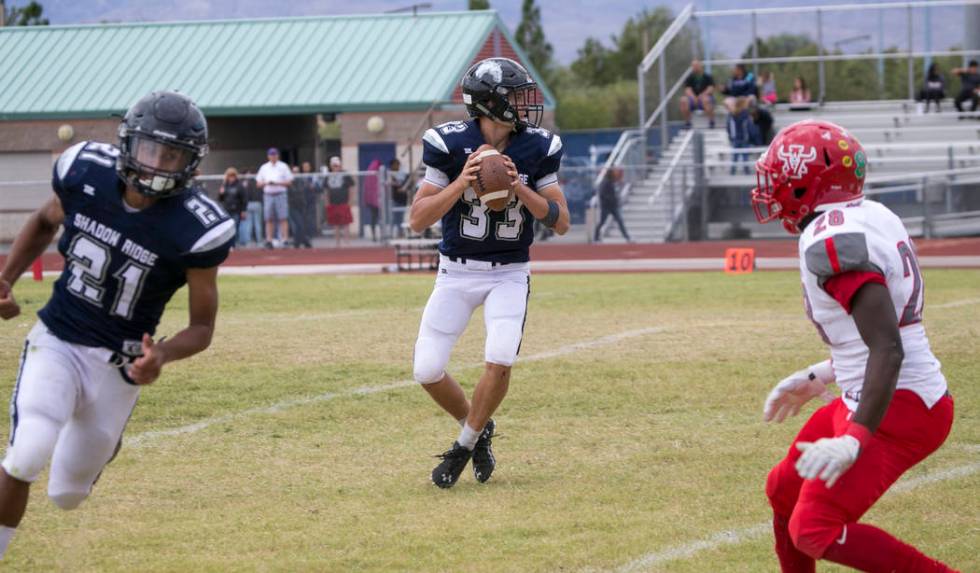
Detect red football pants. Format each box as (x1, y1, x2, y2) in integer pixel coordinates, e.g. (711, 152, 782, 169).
(766, 390, 954, 564)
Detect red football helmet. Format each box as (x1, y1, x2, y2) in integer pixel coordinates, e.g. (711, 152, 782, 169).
(752, 120, 867, 234)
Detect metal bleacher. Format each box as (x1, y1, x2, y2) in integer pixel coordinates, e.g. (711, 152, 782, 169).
(594, 0, 980, 244)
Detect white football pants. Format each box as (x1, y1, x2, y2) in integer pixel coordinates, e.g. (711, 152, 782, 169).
(3, 322, 139, 510)
(413, 255, 530, 383)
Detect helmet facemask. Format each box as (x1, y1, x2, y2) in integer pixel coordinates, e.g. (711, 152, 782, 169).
(119, 131, 205, 197)
(505, 85, 543, 129)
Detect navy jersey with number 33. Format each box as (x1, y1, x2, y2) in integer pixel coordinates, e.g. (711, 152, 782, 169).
(37, 141, 235, 356)
(422, 120, 563, 264)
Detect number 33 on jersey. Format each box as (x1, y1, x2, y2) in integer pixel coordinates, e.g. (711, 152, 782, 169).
(421, 119, 563, 264)
(38, 140, 236, 357)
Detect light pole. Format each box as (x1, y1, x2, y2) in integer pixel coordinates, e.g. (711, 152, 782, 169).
(385, 3, 433, 17)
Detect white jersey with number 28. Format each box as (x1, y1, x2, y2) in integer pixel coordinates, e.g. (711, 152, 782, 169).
(798, 198, 947, 412)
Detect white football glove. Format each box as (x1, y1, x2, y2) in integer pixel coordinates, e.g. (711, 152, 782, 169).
(795, 435, 861, 487)
(763, 359, 836, 423)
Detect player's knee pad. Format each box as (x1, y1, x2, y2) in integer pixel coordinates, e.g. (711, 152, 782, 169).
(413, 338, 449, 384)
(788, 504, 841, 560)
(1, 416, 63, 483)
(48, 490, 89, 511)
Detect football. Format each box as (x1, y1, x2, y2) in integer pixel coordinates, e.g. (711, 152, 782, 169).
(472, 149, 515, 212)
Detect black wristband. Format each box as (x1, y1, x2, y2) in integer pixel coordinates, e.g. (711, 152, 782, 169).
(538, 200, 560, 228)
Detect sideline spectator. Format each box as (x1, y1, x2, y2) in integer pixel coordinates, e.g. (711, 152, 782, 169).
(749, 102, 775, 146)
(593, 166, 631, 243)
(218, 167, 247, 246)
(324, 156, 355, 248)
(759, 71, 777, 106)
(288, 166, 313, 248)
(256, 147, 293, 249)
(918, 63, 946, 113)
(952, 60, 979, 118)
(301, 161, 320, 244)
(240, 169, 263, 246)
(387, 158, 409, 238)
(789, 76, 813, 110)
(363, 158, 382, 242)
(679, 59, 715, 129)
(722, 63, 757, 115)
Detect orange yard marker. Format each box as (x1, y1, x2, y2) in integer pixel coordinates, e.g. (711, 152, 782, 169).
(724, 248, 756, 274)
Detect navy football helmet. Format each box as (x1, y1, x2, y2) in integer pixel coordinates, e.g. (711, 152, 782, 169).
(461, 57, 543, 130)
(117, 91, 208, 197)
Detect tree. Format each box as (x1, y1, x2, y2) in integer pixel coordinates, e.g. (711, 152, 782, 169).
(514, 0, 553, 83)
(2, 1, 49, 26)
(468, 0, 490, 9)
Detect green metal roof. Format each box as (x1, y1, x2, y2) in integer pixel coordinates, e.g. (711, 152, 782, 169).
(0, 10, 552, 120)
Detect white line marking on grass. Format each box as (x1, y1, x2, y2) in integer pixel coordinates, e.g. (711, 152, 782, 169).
(614, 462, 980, 573)
(128, 327, 670, 448)
(933, 298, 980, 309)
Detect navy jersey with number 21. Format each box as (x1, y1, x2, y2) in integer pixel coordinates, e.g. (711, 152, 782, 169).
(422, 120, 563, 264)
(37, 141, 236, 357)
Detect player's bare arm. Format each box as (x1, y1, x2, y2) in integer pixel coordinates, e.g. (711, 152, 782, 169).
(0, 196, 65, 320)
(129, 266, 220, 385)
(408, 150, 482, 233)
(849, 282, 904, 433)
(503, 156, 570, 235)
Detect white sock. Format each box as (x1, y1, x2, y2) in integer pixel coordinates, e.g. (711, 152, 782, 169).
(457, 423, 482, 450)
(0, 526, 16, 559)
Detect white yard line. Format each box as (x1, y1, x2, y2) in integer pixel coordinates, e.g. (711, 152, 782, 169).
(933, 298, 980, 309)
(614, 461, 980, 573)
(127, 326, 670, 448)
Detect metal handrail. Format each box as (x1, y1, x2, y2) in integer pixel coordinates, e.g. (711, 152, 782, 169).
(593, 129, 642, 188)
(696, 0, 980, 17)
(705, 49, 980, 68)
(648, 129, 697, 207)
(639, 4, 695, 73)
(643, 69, 693, 130)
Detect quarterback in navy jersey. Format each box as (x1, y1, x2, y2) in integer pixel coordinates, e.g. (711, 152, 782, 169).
(0, 91, 234, 558)
(409, 57, 569, 488)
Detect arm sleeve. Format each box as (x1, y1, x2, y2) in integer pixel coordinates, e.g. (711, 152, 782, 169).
(823, 271, 887, 314)
(534, 135, 564, 190)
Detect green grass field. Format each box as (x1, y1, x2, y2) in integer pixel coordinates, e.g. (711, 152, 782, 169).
(0, 270, 977, 572)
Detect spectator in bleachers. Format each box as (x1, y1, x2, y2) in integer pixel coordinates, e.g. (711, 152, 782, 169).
(324, 156, 355, 248)
(593, 166, 631, 243)
(287, 165, 313, 249)
(363, 158, 382, 242)
(918, 63, 946, 113)
(679, 59, 716, 129)
(256, 147, 293, 249)
(722, 63, 756, 115)
(218, 167, 247, 246)
(759, 71, 777, 106)
(240, 169, 263, 247)
(789, 76, 813, 110)
(749, 102, 774, 146)
(952, 60, 979, 117)
(727, 107, 753, 175)
(387, 158, 409, 238)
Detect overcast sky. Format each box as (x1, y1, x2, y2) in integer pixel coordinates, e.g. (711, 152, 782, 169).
(33, 0, 971, 65)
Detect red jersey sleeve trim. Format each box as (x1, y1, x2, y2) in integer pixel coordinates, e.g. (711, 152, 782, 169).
(824, 237, 842, 274)
(823, 270, 887, 314)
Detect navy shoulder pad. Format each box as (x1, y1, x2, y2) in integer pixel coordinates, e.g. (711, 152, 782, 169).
(804, 232, 882, 280)
(172, 191, 236, 268)
(52, 141, 120, 198)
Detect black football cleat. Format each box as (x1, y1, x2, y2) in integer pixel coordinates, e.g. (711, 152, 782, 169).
(472, 419, 496, 483)
(432, 441, 473, 489)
